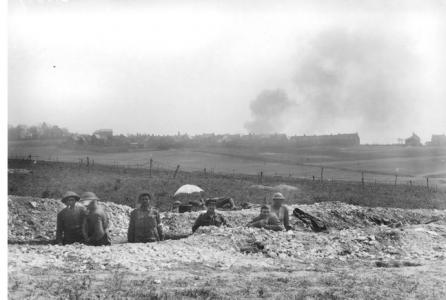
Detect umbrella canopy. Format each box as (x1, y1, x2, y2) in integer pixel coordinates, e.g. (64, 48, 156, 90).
(174, 184, 204, 197)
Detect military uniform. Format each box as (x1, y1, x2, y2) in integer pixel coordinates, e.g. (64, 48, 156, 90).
(56, 205, 87, 245)
(83, 208, 111, 246)
(128, 207, 163, 243)
(192, 212, 228, 232)
(248, 213, 284, 231)
(271, 206, 291, 230)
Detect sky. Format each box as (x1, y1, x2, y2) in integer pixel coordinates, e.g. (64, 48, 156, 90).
(8, 0, 446, 144)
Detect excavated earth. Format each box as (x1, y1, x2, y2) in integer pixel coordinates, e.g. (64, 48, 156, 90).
(8, 196, 446, 299)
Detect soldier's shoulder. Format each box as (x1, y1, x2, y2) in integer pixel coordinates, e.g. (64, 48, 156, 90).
(149, 207, 160, 214)
(57, 207, 67, 215)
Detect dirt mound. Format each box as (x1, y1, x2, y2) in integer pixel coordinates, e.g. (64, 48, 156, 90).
(9, 196, 446, 244)
(8, 196, 446, 299)
(8, 196, 132, 243)
(292, 201, 446, 229)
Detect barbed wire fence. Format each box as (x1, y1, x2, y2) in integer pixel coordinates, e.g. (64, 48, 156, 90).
(8, 152, 442, 193)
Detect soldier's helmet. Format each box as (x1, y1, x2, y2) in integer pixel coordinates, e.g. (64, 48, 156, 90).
(80, 192, 99, 206)
(272, 192, 285, 201)
(61, 191, 80, 204)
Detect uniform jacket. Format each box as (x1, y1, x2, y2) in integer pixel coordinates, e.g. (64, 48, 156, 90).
(192, 212, 228, 232)
(82, 207, 109, 243)
(56, 205, 87, 244)
(248, 213, 284, 231)
(127, 207, 163, 243)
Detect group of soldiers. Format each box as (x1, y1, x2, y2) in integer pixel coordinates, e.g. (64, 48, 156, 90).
(56, 190, 291, 245)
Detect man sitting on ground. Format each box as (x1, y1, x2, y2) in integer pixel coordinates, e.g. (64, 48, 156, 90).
(81, 192, 111, 246)
(192, 198, 229, 232)
(247, 205, 284, 231)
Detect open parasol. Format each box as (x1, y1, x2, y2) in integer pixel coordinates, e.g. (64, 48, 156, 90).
(174, 184, 204, 197)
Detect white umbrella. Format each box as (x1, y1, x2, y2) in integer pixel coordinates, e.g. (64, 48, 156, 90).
(174, 184, 204, 197)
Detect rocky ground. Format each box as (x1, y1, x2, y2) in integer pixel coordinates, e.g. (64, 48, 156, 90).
(8, 196, 446, 299)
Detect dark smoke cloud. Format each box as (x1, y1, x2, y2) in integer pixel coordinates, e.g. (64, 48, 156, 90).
(293, 28, 422, 141)
(245, 89, 296, 134)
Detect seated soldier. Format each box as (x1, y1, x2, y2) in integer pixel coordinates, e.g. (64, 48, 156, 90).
(247, 205, 284, 231)
(271, 192, 292, 230)
(128, 191, 164, 243)
(171, 200, 182, 213)
(56, 191, 86, 245)
(189, 197, 205, 211)
(192, 198, 228, 232)
(81, 192, 111, 246)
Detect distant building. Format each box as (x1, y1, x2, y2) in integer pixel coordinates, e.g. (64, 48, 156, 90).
(431, 134, 446, 146)
(93, 129, 113, 140)
(290, 133, 360, 147)
(405, 133, 422, 146)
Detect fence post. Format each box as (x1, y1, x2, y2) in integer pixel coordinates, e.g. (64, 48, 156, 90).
(361, 171, 364, 188)
(259, 171, 263, 184)
(204, 168, 207, 176)
(149, 158, 153, 177)
(394, 174, 398, 186)
(426, 177, 429, 189)
(173, 165, 180, 178)
(320, 167, 324, 182)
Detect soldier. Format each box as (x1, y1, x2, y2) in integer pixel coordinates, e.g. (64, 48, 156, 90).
(270, 192, 291, 230)
(171, 200, 182, 213)
(128, 191, 164, 243)
(56, 191, 86, 245)
(189, 197, 205, 211)
(192, 198, 228, 232)
(247, 205, 284, 231)
(81, 192, 111, 246)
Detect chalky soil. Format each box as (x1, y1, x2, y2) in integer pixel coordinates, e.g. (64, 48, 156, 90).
(8, 196, 446, 299)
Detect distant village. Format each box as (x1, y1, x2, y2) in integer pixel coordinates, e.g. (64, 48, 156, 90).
(8, 123, 446, 150)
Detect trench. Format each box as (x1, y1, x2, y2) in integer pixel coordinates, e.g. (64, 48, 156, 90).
(8, 233, 192, 246)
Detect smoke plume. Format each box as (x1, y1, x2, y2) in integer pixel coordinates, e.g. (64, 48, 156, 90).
(292, 28, 422, 142)
(245, 89, 296, 134)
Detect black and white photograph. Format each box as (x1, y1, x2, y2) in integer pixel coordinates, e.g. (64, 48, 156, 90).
(4, 0, 446, 298)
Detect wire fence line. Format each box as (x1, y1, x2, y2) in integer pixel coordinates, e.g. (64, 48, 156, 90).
(8, 153, 442, 192)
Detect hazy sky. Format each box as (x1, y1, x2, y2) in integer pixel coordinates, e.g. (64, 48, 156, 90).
(8, 0, 446, 143)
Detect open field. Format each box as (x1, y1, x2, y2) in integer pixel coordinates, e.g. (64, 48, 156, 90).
(8, 141, 446, 188)
(8, 159, 446, 210)
(8, 143, 446, 298)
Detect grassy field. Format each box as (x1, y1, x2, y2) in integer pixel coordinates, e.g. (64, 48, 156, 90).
(8, 140, 446, 189)
(8, 142, 446, 299)
(8, 159, 446, 210)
